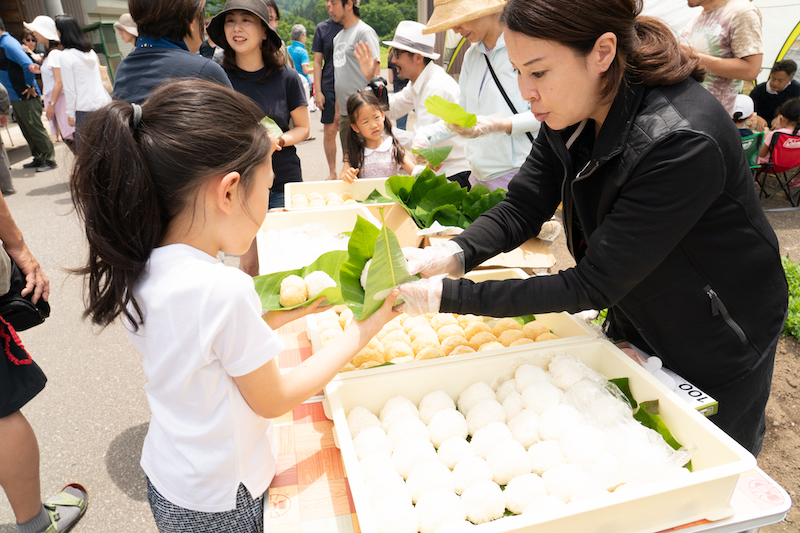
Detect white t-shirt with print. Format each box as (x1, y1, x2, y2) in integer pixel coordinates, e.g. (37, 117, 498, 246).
(128, 244, 285, 512)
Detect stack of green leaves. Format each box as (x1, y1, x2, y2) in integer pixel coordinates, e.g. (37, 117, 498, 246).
(339, 214, 419, 320)
(254, 250, 348, 310)
(424, 95, 477, 128)
(384, 168, 506, 229)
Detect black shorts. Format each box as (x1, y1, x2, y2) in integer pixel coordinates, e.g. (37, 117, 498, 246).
(321, 89, 337, 125)
(0, 316, 47, 418)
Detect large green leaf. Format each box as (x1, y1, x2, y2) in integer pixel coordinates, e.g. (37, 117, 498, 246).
(339, 216, 380, 320)
(424, 95, 477, 128)
(254, 250, 348, 310)
(412, 145, 453, 169)
(260, 116, 283, 139)
(385, 175, 417, 204)
(362, 189, 393, 204)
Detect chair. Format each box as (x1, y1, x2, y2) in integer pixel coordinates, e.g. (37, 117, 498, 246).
(741, 132, 764, 174)
(754, 131, 800, 207)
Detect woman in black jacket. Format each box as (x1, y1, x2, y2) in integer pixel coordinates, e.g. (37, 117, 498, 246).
(399, 0, 788, 457)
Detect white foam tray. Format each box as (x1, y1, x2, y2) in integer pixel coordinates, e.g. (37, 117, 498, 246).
(325, 339, 756, 533)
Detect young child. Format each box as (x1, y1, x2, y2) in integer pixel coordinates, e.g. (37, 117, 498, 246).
(340, 90, 422, 182)
(758, 97, 800, 165)
(732, 94, 755, 138)
(69, 79, 398, 533)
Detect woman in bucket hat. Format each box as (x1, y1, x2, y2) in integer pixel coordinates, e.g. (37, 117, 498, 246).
(113, 13, 138, 46)
(412, 0, 541, 191)
(24, 15, 75, 150)
(208, 0, 309, 276)
(399, 0, 787, 457)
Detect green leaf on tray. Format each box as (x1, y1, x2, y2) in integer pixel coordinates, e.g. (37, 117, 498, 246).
(254, 250, 348, 310)
(362, 189, 393, 204)
(424, 95, 477, 128)
(608, 377, 638, 410)
(339, 213, 419, 320)
(260, 115, 283, 138)
(412, 145, 453, 169)
(512, 315, 537, 326)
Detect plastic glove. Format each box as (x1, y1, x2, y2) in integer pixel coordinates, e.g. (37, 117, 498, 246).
(403, 240, 465, 277)
(411, 135, 430, 152)
(398, 276, 444, 316)
(447, 115, 511, 139)
(411, 164, 426, 178)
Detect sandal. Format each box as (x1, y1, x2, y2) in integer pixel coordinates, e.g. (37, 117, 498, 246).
(43, 483, 88, 532)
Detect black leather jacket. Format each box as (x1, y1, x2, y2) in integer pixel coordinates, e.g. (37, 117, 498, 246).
(442, 77, 788, 390)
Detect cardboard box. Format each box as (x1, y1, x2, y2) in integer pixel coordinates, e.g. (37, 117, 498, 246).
(284, 178, 392, 219)
(383, 202, 424, 248)
(325, 339, 755, 533)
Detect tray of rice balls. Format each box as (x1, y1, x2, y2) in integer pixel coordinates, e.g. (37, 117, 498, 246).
(324, 339, 756, 533)
(306, 269, 597, 374)
(284, 178, 392, 216)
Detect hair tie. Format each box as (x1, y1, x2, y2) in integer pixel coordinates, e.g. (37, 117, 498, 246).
(131, 103, 143, 130)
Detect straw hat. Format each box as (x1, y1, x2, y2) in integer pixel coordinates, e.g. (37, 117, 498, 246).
(422, 0, 506, 35)
(113, 14, 138, 37)
(206, 0, 282, 52)
(23, 15, 58, 42)
(383, 21, 440, 60)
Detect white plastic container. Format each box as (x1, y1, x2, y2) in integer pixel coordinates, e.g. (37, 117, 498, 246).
(284, 178, 393, 219)
(325, 339, 756, 533)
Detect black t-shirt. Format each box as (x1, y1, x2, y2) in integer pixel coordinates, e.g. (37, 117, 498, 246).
(750, 80, 800, 123)
(226, 65, 306, 194)
(311, 18, 343, 93)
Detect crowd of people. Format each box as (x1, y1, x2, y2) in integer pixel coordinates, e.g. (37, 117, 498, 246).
(0, 0, 796, 532)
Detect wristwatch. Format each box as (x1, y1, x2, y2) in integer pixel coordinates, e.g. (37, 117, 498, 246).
(48, 101, 55, 106)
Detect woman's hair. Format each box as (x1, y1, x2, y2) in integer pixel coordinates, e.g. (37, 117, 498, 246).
(221, 10, 285, 81)
(54, 15, 92, 53)
(345, 90, 406, 171)
(779, 98, 800, 135)
(500, 0, 705, 102)
(265, 0, 281, 23)
(70, 79, 272, 330)
(129, 0, 204, 41)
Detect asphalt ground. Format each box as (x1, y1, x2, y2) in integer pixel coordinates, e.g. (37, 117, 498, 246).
(1, 104, 799, 532)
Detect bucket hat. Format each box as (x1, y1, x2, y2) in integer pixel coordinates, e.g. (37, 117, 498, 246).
(207, 0, 282, 52)
(422, 0, 506, 35)
(23, 16, 58, 42)
(383, 21, 440, 60)
(113, 14, 138, 37)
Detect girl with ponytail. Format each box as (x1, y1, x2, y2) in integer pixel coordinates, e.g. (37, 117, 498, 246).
(70, 78, 398, 532)
(758, 97, 800, 165)
(399, 0, 787, 458)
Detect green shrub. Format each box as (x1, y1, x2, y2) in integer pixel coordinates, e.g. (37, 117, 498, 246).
(782, 256, 800, 339)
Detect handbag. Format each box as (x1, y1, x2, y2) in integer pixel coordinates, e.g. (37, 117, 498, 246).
(482, 54, 534, 143)
(0, 255, 50, 331)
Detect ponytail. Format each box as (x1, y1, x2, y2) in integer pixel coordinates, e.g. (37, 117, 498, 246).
(629, 16, 705, 87)
(346, 120, 366, 171)
(70, 79, 272, 329)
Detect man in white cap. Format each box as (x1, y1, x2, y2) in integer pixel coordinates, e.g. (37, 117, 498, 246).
(357, 20, 471, 187)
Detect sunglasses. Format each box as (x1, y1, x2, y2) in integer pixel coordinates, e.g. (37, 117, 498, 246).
(24, 37, 35, 42)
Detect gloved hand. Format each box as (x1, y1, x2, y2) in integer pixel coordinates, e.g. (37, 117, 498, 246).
(403, 241, 465, 277)
(411, 136, 430, 167)
(447, 114, 511, 139)
(398, 276, 444, 316)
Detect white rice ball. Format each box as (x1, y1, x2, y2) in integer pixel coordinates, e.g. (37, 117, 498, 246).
(515, 364, 551, 392)
(433, 522, 476, 533)
(461, 480, 505, 524)
(437, 437, 477, 470)
(457, 382, 496, 416)
(523, 494, 567, 515)
(528, 440, 566, 474)
(507, 409, 541, 449)
(374, 495, 419, 533)
(353, 426, 390, 460)
(452, 456, 493, 495)
(360, 258, 372, 291)
(537, 404, 585, 441)
(541, 463, 604, 503)
(548, 353, 597, 390)
(495, 379, 517, 404)
(406, 460, 456, 503)
(465, 399, 506, 435)
(558, 423, 608, 464)
(419, 390, 457, 425)
(584, 451, 624, 490)
(380, 396, 420, 433)
(504, 473, 548, 514)
(365, 471, 410, 507)
(387, 415, 429, 451)
(347, 406, 380, 439)
(415, 489, 467, 533)
(303, 270, 337, 299)
(520, 382, 564, 414)
(486, 440, 532, 485)
(392, 436, 437, 479)
(501, 391, 524, 420)
(358, 451, 397, 484)
(428, 408, 469, 448)
(470, 421, 513, 459)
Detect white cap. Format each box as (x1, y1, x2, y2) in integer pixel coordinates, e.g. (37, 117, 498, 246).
(732, 94, 754, 121)
(23, 16, 58, 42)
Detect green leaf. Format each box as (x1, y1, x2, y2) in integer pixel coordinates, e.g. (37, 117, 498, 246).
(608, 378, 638, 410)
(385, 175, 417, 204)
(512, 315, 537, 326)
(424, 95, 477, 128)
(260, 116, 283, 139)
(633, 400, 688, 465)
(362, 189, 393, 204)
(254, 250, 348, 310)
(412, 145, 453, 169)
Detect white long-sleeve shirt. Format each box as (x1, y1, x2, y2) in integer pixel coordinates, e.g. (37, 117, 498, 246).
(59, 48, 111, 118)
(415, 33, 540, 183)
(388, 61, 470, 178)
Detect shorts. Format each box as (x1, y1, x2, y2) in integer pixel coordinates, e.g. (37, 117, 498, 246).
(0, 316, 47, 418)
(320, 89, 336, 125)
(147, 478, 267, 533)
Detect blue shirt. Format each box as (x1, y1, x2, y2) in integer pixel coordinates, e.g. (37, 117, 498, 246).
(287, 41, 309, 84)
(0, 33, 39, 101)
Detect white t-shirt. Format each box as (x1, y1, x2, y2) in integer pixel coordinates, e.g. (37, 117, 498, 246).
(128, 244, 284, 512)
(40, 49, 61, 96)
